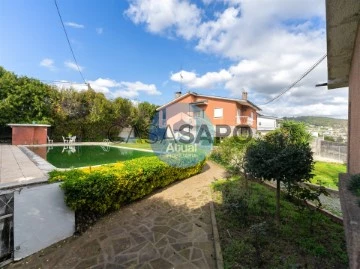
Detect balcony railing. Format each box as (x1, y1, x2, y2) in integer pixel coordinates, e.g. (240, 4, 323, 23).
(236, 116, 253, 126)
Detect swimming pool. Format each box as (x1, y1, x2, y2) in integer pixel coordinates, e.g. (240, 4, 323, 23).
(27, 145, 154, 168)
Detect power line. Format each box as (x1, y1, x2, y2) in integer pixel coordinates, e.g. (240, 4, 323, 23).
(54, 0, 87, 84)
(260, 54, 327, 106)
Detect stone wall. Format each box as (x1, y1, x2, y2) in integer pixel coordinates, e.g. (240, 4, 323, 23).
(311, 138, 347, 163)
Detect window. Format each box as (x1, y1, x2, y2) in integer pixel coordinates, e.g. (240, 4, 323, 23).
(214, 108, 223, 118)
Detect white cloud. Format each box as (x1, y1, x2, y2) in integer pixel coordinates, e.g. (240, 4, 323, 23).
(126, 0, 347, 117)
(65, 22, 85, 29)
(40, 58, 56, 71)
(125, 0, 202, 39)
(261, 88, 348, 119)
(54, 80, 87, 91)
(64, 61, 84, 72)
(96, 27, 103, 34)
(171, 69, 232, 89)
(54, 78, 161, 99)
(113, 81, 161, 98)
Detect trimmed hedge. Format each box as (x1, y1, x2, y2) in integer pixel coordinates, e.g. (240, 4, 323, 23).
(49, 156, 205, 214)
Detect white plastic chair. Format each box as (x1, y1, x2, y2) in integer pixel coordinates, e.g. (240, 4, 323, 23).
(47, 136, 53, 144)
(62, 136, 69, 144)
(69, 136, 76, 143)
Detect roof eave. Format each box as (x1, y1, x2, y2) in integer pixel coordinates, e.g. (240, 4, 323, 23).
(156, 92, 261, 111)
(326, 0, 360, 89)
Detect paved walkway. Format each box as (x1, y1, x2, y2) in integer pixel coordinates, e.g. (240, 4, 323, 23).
(7, 161, 227, 269)
(0, 145, 45, 187)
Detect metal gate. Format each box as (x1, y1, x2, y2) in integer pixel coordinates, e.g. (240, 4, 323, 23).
(0, 192, 14, 265)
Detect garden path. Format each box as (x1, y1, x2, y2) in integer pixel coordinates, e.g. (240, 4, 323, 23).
(7, 161, 226, 269)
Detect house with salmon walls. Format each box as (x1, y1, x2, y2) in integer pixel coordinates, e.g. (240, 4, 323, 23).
(156, 91, 261, 139)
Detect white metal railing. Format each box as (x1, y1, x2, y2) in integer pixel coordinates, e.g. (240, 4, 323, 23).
(236, 116, 253, 126)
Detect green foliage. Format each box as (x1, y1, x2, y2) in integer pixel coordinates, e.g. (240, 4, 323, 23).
(324, 135, 336, 142)
(311, 161, 346, 189)
(134, 102, 158, 138)
(49, 156, 205, 214)
(210, 136, 253, 175)
(212, 177, 348, 268)
(244, 121, 315, 221)
(244, 137, 314, 185)
(270, 120, 311, 145)
(0, 67, 56, 126)
(115, 143, 152, 150)
(0, 66, 159, 142)
(283, 116, 348, 129)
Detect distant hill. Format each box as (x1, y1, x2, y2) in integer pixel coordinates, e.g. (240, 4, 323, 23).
(282, 116, 348, 128)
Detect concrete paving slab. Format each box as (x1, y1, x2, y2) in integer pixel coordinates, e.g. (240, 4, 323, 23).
(0, 145, 47, 188)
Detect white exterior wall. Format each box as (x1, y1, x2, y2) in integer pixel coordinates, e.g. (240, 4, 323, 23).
(257, 117, 277, 132)
(13, 183, 75, 260)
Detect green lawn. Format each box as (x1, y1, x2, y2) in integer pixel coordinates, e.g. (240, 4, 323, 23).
(311, 161, 346, 189)
(212, 177, 348, 268)
(113, 142, 153, 150)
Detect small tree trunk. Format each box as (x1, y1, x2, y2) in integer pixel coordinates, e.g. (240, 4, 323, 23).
(276, 179, 280, 224)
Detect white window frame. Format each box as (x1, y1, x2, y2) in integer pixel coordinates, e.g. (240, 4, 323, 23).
(214, 108, 223, 118)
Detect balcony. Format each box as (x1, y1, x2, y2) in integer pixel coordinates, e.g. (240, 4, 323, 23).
(236, 116, 253, 126)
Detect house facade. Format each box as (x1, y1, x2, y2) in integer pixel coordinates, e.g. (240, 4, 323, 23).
(156, 91, 261, 140)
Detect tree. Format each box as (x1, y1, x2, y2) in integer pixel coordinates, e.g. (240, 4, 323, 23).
(113, 97, 135, 127)
(0, 68, 56, 126)
(133, 102, 158, 138)
(0, 66, 160, 142)
(275, 120, 311, 145)
(244, 121, 314, 223)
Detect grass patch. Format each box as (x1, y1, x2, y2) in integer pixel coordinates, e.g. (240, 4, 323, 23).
(310, 161, 346, 189)
(113, 142, 153, 150)
(212, 177, 348, 268)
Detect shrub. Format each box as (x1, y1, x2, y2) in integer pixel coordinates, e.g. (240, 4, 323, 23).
(210, 136, 253, 174)
(49, 156, 205, 214)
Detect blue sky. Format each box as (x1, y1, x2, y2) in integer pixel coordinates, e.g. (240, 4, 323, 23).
(0, 0, 348, 118)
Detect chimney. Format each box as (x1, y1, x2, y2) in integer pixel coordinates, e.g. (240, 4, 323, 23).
(175, 91, 182, 99)
(242, 90, 248, 100)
